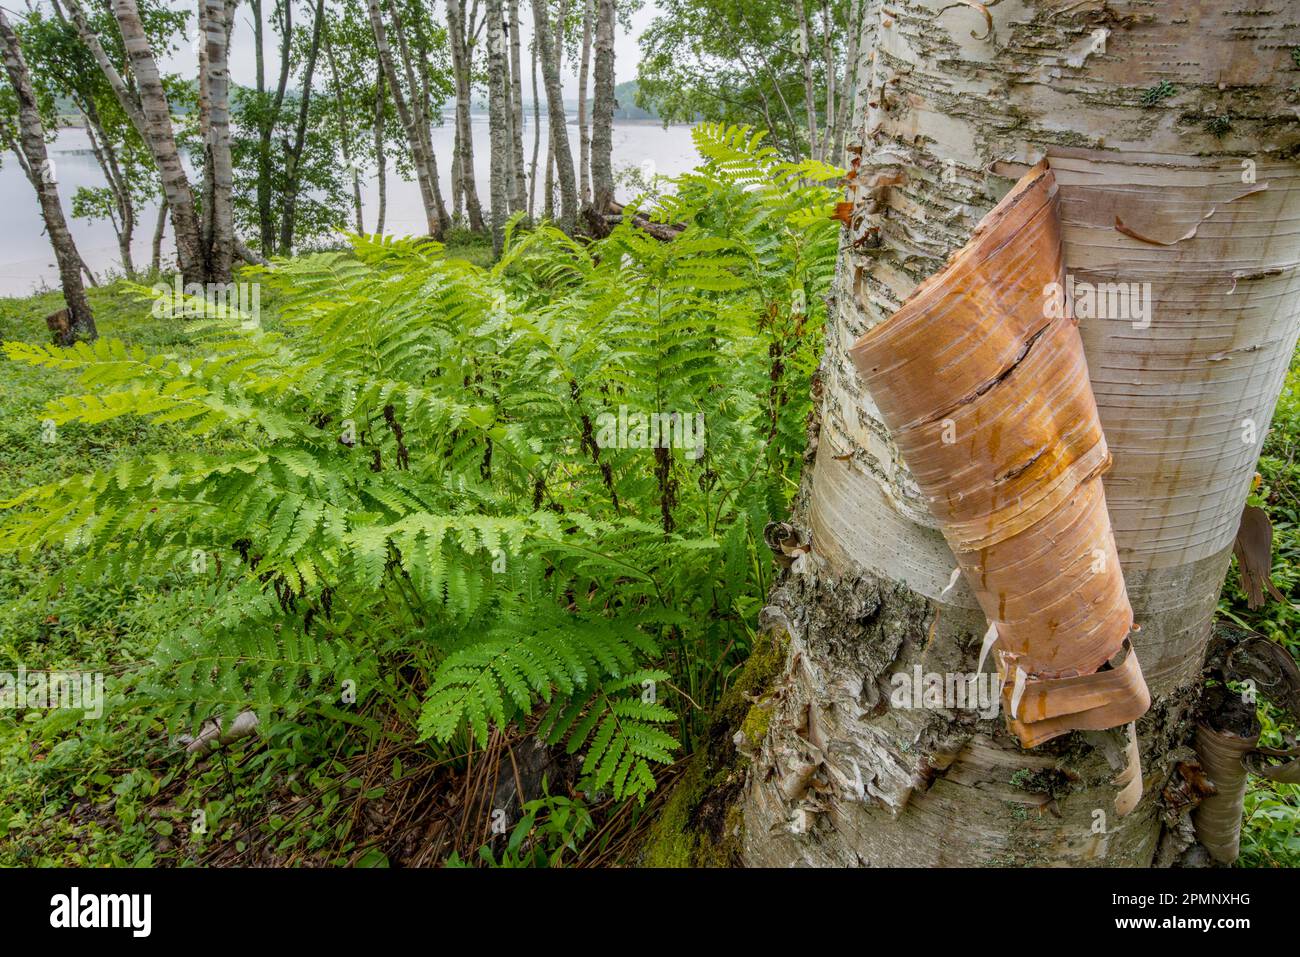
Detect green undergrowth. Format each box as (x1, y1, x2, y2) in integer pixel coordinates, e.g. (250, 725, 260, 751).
(0, 124, 842, 866)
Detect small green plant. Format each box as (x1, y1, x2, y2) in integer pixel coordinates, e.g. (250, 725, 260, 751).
(1204, 114, 1233, 138)
(1140, 80, 1176, 107)
(476, 781, 594, 868)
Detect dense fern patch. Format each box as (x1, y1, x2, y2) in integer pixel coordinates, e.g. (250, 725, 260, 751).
(0, 124, 842, 853)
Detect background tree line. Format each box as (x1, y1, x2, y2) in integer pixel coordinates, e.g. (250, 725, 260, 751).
(0, 0, 633, 341)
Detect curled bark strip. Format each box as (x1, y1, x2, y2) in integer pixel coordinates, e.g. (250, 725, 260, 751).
(849, 161, 1150, 748)
(764, 521, 811, 569)
(1114, 722, 1143, 817)
(1192, 721, 1259, 864)
(180, 709, 260, 756)
(1114, 183, 1268, 247)
(1244, 746, 1300, 784)
(1221, 634, 1300, 723)
(1001, 640, 1150, 748)
(1233, 505, 1286, 609)
(937, 0, 994, 39)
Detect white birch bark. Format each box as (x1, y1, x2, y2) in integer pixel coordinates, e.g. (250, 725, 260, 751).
(367, 0, 444, 238)
(446, 0, 486, 230)
(508, 0, 528, 214)
(65, 0, 206, 283)
(794, 0, 821, 161)
(589, 0, 613, 213)
(487, 0, 510, 253)
(200, 0, 235, 282)
(532, 0, 577, 232)
(0, 8, 96, 342)
(576, 0, 593, 206)
(741, 0, 1300, 867)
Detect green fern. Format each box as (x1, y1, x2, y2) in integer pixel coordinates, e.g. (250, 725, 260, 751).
(1, 124, 840, 807)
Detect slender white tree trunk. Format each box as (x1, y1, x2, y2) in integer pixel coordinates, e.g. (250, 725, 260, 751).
(576, 0, 593, 206)
(528, 34, 541, 219)
(200, 0, 235, 281)
(368, 0, 444, 238)
(487, 0, 510, 253)
(738, 0, 1300, 867)
(0, 8, 96, 343)
(374, 67, 387, 236)
(589, 0, 614, 214)
(508, 0, 528, 214)
(532, 0, 577, 232)
(446, 0, 486, 231)
(66, 0, 207, 283)
(323, 25, 365, 234)
(794, 0, 820, 161)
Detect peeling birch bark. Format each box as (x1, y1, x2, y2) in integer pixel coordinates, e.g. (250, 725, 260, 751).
(1192, 719, 1257, 864)
(179, 709, 259, 756)
(849, 161, 1151, 749)
(740, 0, 1300, 868)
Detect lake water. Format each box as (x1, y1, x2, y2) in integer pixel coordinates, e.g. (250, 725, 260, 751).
(0, 114, 700, 296)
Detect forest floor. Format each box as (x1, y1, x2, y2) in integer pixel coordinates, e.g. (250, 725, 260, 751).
(0, 230, 1296, 866)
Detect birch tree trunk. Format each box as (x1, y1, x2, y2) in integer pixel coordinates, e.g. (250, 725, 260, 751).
(486, 0, 510, 254)
(78, 101, 136, 276)
(279, 0, 325, 254)
(793, 0, 820, 161)
(374, 67, 387, 235)
(66, 0, 206, 284)
(507, 0, 528, 214)
(323, 24, 365, 234)
(0, 8, 96, 343)
(389, 0, 450, 233)
(588, 0, 613, 214)
(200, 0, 236, 282)
(451, 136, 464, 219)
(738, 0, 1300, 868)
(367, 0, 444, 238)
(832, 0, 869, 165)
(446, 0, 486, 231)
(528, 33, 540, 218)
(151, 194, 167, 273)
(576, 0, 593, 206)
(532, 0, 577, 233)
(252, 0, 291, 253)
(500, 11, 519, 218)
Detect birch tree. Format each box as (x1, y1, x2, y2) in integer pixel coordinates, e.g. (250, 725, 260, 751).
(793, 0, 819, 160)
(21, 1, 164, 278)
(249, 0, 292, 252)
(576, 0, 593, 205)
(531, 0, 576, 233)
(446, 0, 485, 231)
(527, 25, 540, 217)
(367, 0, 447, 238)
(725, 0, 1300, 868)
(588, 0, 612, 213)
(277, 0, 325, 253)
(486, 0, 510, 253)
(323, 16, 364, 233)
(507, 0, 527, 213)
(0, 8, 96, 343)
(198, 0, 236, 282)
(66, 0, 210, 283)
